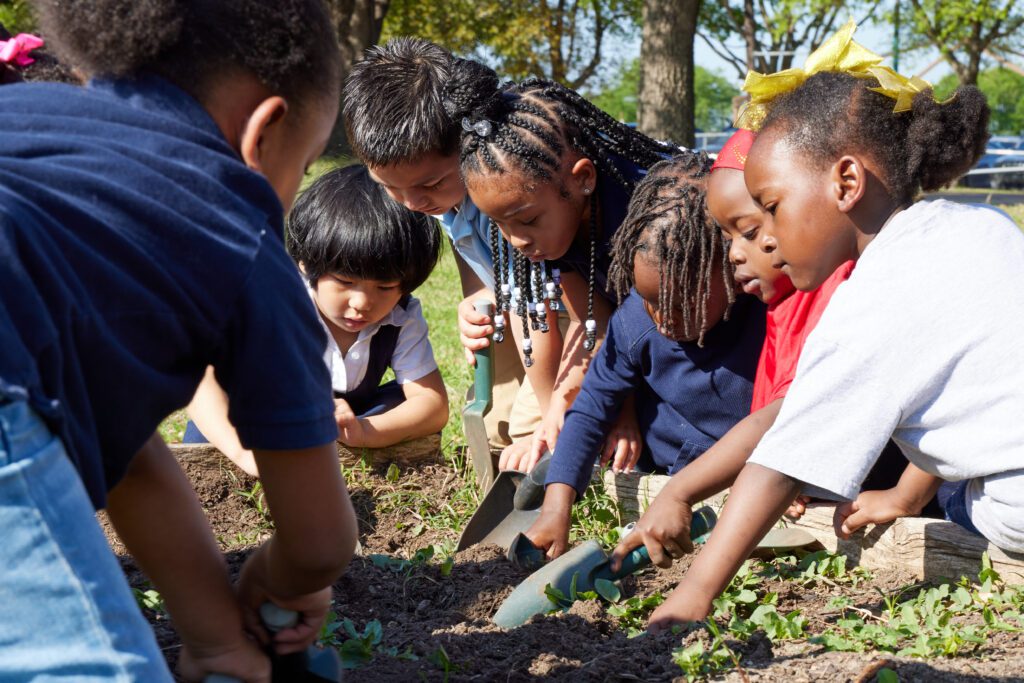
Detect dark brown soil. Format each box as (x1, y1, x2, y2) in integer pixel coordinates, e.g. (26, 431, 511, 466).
(107, 451, 1024, 681)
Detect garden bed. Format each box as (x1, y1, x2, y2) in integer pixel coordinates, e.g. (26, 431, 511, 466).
(108, 446, 1024, 681)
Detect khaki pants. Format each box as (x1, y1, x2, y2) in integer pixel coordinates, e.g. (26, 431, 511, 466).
(472, 313, 573, 451)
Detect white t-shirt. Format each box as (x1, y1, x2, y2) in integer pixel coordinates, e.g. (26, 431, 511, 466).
(748, 200, 1024, 552)
(311, 292, 438, 394)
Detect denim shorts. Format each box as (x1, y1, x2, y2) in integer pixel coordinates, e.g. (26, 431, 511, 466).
(0, 401, 172, 681)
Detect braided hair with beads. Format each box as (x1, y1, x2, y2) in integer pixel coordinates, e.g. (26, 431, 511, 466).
(442, 59, 676, 362)
(609, 152, 730, 346)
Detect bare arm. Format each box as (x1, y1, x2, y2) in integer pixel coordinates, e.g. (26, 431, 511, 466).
(507, 301, 562, 414)
(105, 434, 268, 678)
(337, 370, 449, 448)
(186, 366, 257, 476)
(834, 463, 943, 538)
(648, 463, 802, 629)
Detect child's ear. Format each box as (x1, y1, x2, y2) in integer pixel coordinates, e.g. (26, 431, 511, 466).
(569, 157, 598, 195)
(239, 96, 290, 173)
(832, 155, 867, 214)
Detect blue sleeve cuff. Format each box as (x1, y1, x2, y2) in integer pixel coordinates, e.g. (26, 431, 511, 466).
(545, 411, 607, 497)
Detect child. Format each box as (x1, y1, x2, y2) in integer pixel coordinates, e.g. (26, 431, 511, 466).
(611, 128, 934, 570)
(524, 154, 766, 558)
(442, 60, 680, 473)
(342, 38, 535, 456)
(0, 1, 357, 680)
(187, 165, 449, 475)
(617, 39, 1021, 631)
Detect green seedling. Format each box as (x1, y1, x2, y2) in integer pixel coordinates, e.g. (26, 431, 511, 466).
(132, 587, 165, 614)
(607, 592, 666, 637)
(672, 619, 744, 682)
(319, 612, 417, 670)
(234, 481, 272, 527)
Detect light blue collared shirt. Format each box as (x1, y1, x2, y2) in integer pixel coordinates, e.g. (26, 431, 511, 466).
(437, 197, 495, 290)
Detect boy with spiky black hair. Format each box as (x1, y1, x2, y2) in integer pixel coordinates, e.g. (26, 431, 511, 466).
(343, 38, 542, 457)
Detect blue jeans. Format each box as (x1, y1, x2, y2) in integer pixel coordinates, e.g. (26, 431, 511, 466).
(0, 401, 172, 681)
(939, 479, 982, 536)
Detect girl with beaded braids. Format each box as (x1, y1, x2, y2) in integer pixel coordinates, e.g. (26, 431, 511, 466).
(443, 60, 678, 474)
(0, 1, 356, 680)
(523, 153, 766, 559)
(614, 25, 1024, 632)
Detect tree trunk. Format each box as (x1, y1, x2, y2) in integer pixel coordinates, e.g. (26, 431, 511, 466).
(326, 0, 391, 153)
(638, 0, 701, 147)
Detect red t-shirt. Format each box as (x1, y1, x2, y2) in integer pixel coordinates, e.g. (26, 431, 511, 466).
(750, 261, 855, 412)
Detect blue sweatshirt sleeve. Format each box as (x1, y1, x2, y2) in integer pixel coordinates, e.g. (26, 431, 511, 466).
(545, 304, 643, 496)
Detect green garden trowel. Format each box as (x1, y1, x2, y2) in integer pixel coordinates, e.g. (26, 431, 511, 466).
(463, 299, 496, 491)
(493, 506, 718, 628)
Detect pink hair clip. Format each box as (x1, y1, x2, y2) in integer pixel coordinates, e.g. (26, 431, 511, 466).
(0, 33, 44, 66)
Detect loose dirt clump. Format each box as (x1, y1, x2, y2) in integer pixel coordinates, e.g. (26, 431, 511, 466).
(107, 450, 1024, 681)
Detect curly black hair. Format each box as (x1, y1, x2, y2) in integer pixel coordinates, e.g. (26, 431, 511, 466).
(343, 38, 461, 167)
(759, 71, 990, 203)
(34, 0, 340, 111)
(287, 165, 442, 294)
(609, 152, 728, 345)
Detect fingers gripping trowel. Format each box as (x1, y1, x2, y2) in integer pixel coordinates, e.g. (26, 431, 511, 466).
(493, 506, 719, 628)
(463, 299, 497, 491)
(205, 603, 342, 682)
(456, 452, 553, 552)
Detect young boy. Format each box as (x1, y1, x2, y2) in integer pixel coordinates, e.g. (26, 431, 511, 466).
(342, 38, 535, 457)
(525, 154, 766, 558)
(187, 165, 449, 475)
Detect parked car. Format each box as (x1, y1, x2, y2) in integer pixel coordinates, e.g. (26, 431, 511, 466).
(960, 136, 1024, 189)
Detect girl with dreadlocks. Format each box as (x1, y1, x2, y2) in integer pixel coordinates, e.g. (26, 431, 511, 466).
(443, 61, 679, 474)
(614, 22, 1024, 631)
(523, 153, 766, 559)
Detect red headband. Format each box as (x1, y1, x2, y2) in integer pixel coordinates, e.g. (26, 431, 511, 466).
(710, 129, 756, 173)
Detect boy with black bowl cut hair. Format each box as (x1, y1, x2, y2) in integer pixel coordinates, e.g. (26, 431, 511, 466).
(186, 165, 449, 475)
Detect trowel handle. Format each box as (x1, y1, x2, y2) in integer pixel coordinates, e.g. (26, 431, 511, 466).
(472, 299, 495, 406)
(610, 505, 718, 579)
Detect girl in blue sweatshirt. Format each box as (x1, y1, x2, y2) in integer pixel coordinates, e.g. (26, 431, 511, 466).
(525, 153, 765, 558)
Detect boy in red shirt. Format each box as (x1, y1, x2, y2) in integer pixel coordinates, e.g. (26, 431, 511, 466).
(609, 129, 911, 567)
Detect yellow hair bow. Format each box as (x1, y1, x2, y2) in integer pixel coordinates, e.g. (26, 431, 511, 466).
(736, 19, 934, 130)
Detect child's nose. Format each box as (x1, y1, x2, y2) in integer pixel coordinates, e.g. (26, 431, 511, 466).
(760, 233, 778, 253)
(508, 233, 531, 251)
(402, 191, 432, 213)
(348, 292, 370, 311)
(728, 241, 745, 264)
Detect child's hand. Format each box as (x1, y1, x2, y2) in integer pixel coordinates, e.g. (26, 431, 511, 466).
(833, 488, 916, 538)
(334, 398, 367, 447)
(610, 494, 694, 571)
(600, 404, 642, 473)
(784, 495, 812, 520)
(523, 413, 564, 472)
(458, 295, 494, 365)
(648, 584, 714, 633)
(177, 637, 269, 683)
(236, 545, 334, 656)
(497, 439, 533, 471)
(524, 507, 572, 559)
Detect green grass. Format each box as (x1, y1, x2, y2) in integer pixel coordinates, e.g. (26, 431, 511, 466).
(996, 203, 1024, 228)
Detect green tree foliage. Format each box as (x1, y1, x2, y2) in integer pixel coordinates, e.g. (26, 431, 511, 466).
(0, 0, 37, 34)
(589, 59, 739, 131)
(901, 0, 1024, 85)
(934, 67, 1024, 134)
(382, 0, 641, 89)
(698, 0, 882, 80)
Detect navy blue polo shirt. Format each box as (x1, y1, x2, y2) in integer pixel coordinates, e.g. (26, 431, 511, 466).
(547, 291, 766, 495)
(0, 76, 337, 508)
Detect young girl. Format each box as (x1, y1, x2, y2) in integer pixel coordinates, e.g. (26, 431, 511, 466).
(617, 51, 1021, 631)
(525, 154, 766, 558)
(613, 128, 936, 570)
(186, 165, 448, 475)
(0, 1, 356, 680)
(442, 60, 679, 473)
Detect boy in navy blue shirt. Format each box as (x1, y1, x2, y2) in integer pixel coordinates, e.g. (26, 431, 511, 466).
(0, 2, 356, 680)
(525, 154, 765, 558)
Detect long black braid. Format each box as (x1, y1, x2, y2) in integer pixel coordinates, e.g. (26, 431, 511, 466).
(442, 59, 677, 361)
(609, 152, 730, 346)
(488, 218, 508, 343)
